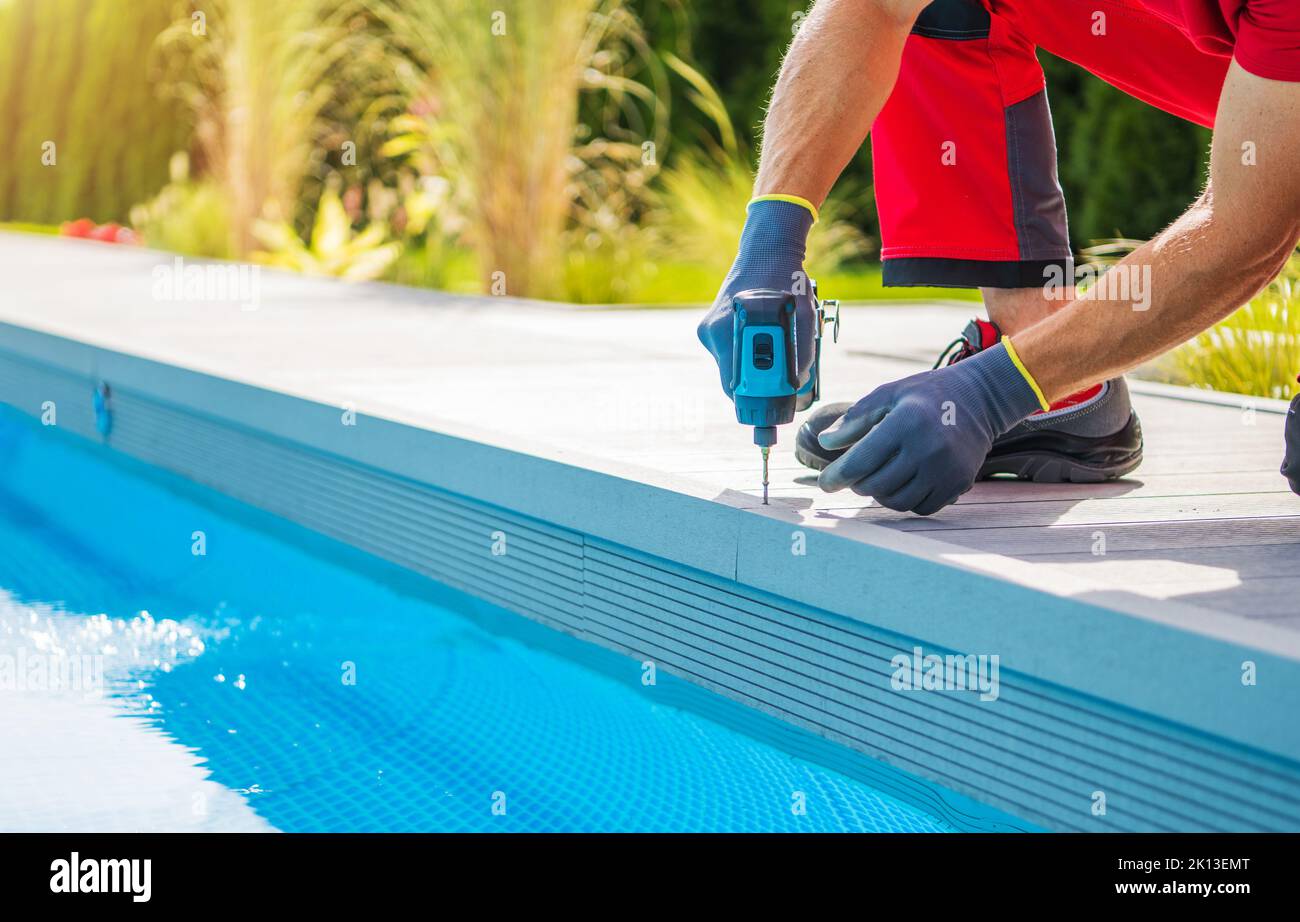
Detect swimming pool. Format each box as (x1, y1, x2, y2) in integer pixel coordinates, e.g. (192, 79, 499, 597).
(0, 406, 996, 832)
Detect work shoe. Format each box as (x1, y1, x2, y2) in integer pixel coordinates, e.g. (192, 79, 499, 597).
(1282, 390, 1300, 496)
(795, 319, 1144, 483)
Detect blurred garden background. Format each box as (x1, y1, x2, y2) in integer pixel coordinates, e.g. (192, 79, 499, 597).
(0, 0, 1296, 397)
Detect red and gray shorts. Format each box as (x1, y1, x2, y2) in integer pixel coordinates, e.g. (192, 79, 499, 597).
(873, 0, 1230, 289)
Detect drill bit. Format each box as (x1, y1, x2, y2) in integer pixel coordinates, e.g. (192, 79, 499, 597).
(761, 446, 770, 505)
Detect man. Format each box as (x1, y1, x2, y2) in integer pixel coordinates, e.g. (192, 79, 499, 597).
(698, 0, 1300, 515)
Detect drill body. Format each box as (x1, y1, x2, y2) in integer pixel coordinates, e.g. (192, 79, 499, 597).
(729, 283, 839, 500)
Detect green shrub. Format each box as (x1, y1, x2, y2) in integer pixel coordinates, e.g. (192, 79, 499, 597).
(130, 153, 234, 258)
(154, 0, 359, 257)
(253, 183, 400, 281)
(0, 0, 187, 224)
(366, 0, 670, 300)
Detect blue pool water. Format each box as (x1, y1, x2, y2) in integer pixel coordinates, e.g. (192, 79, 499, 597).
(0, 408, 959, 832)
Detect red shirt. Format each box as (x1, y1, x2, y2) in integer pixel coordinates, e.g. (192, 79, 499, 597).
(1141, 0, 1300, 81)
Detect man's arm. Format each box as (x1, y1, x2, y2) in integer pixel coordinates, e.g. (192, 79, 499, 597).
(754, 0, 927, 205)
(1013, 60, 1300, 401)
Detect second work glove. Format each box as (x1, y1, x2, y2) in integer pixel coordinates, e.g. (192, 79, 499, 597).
(697, 196, 818, 403)
(817, 342, 1047, 515)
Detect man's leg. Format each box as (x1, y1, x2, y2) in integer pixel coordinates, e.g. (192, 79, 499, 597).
(982, 285, 1072, 336)
(872, 0, 1072, 293)
(873, 3, 1085, 351)
(799, 0, 1144, 483)
(979, 0, 1231, 339)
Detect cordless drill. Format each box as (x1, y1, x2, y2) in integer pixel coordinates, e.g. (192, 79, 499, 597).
(730, 281, 840, 503)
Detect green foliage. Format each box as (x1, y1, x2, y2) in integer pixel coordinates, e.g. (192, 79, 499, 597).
(551, 148, 879, 305)
(374, 174, 471, 291)
(0, 222, 59, 236)
(0, 0, 1227, 313)
(366, 0, 670, 300)
(130, 153, 233, 258)
(0, 0, 186, 224)
(563, 230, 659, 304)
(651, 0, 798, 149)
(154, 0, 360, 256)
(253, 184, 400, 281)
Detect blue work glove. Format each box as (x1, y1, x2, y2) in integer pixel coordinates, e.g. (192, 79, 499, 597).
(697, 196, 818, 403)
(817, 342, 1047, 515)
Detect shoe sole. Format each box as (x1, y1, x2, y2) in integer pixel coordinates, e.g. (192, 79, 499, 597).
(981, 412, 1144, 483)
(795, 413, 1144, 484)
(975, 448, 1143, 483)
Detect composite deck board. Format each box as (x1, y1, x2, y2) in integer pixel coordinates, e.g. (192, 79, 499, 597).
(1021, 543, 1300, 576)
(695, 469, 1288, 502)
(913, 517, 1300, 555)
(0, 237, 1294, 626)
(0, 233, 1295, 638)
(810, 493, 1293, 531)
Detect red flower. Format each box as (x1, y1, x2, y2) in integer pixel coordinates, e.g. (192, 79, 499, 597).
(60, 218, 96, 238)
(88, 222, 122, 242)
(60, 219, 140, 245)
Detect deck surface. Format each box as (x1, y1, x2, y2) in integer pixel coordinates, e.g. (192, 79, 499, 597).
(2, 233, 1297, 645)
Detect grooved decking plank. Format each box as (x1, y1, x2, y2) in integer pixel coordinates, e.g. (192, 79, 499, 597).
(844, 493, 1297, 530)
(906, 517, 1300, 555)
(710, 470, 1290, 504)
(1019, 543, 1300, 575)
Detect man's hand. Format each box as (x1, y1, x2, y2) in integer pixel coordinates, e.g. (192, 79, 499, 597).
(697, 197, 818, 400)
(817, 343, 1045, 514)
